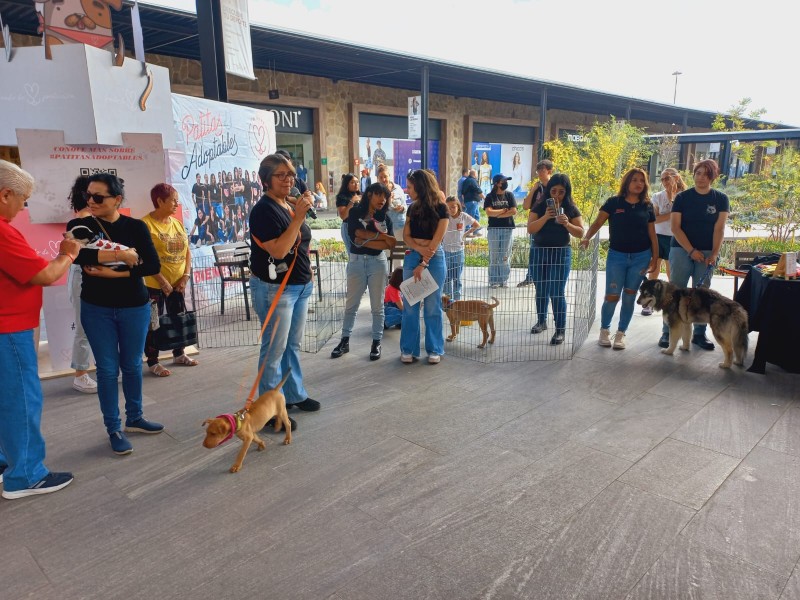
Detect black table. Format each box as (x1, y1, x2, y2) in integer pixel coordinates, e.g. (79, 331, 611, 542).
(735, 269, 800, 374)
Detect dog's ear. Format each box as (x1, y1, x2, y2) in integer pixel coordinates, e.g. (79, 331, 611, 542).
(202, 419, 211, 427)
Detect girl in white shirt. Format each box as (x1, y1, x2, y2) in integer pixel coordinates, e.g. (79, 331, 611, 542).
(443, 195, 480, 301)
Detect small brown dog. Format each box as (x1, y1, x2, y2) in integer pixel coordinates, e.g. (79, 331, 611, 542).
(202, 370, 293, 473)
(442, 295, 499, 349)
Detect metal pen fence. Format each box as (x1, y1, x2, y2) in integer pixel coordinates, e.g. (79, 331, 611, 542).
(187, 250, 347, 353)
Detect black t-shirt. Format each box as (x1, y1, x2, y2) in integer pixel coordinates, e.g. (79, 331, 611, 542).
(347, 203, 394, 256)
(530, 181, 546, 210)
(249, 197, 312, 285)
(192, 182, 205, 202)
(671, 188, 730, 250)
(209, 184, 221, 204)
(461, 177, 483, 202)
(66, 215, 160, 308)
(242, 180, 252, 200)
(336, 192, 358, 222)
(600, 196, 656, 253)
(407, 202, 449, 240)
(484, 191, 517, 228)
(532, 199, 581, 247)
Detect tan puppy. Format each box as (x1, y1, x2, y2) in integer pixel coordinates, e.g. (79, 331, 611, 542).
(442, 295, 499, 349)
(202, 370, 293, 473)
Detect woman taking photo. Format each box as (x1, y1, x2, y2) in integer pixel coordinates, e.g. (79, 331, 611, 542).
(581, 168, 657, 350)
(527, 173, 584, 345)
(330, 183, 396, 361)
(250, 154, 319, 428)
(67, 173, 163, 455)
(400, 169, 449, 364)
(142, 183, 197, 378)
(658, 159, 729, 350)
(335, 173, 361, 253)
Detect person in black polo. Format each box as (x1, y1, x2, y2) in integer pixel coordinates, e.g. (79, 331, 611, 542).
(581, 168, 657, 350)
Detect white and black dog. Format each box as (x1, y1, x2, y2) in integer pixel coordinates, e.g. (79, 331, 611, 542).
(64, 225, 131, 268)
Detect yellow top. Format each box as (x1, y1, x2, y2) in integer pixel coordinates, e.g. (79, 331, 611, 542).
(141, 214, 189, 288)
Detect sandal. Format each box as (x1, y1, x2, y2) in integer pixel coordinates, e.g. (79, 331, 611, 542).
(172, 354, 199, 367)
(150, 363, 171, 377)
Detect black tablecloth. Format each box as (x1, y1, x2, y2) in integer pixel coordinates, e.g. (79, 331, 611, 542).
(735, 269, 800, 374)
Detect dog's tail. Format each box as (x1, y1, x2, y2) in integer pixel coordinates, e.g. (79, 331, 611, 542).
(488, 296, 500, 308)
(274, 368, 292, 392)
(737, 317, 749, 353)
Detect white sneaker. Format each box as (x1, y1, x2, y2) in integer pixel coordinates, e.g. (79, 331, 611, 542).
(598, 328, 612, 347)
(72, 374, 98, 394)
(428, 354, 441, 364)
(612, 331, 626, 350)
(400, 354, 414, 364)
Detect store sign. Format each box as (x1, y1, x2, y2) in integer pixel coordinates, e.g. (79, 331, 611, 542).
(262, 106, 315, 134)
(559, 129, 588, 144)
(408, 96, 421, 139)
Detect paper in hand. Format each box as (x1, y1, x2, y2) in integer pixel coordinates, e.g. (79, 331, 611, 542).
(399, 268, 439, 306)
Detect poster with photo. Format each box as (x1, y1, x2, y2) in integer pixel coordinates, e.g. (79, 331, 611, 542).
(358, 137, 439, 192)
(500, 143, 533, 199)
(470, 142, 501, 195)
(358, 137, 394, 179)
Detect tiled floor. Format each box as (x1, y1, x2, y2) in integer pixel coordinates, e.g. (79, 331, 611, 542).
(2, 276, 798, 600)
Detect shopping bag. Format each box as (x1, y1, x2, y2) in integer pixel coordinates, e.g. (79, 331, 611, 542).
(154, 292, 198, 350)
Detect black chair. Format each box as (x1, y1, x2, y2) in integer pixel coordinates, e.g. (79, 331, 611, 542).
(388, 240, 408, 274)
(212, 242, 251, 320)
(309, 249, 323, 302)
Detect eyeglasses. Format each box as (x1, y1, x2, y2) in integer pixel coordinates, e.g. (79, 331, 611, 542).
(272, 172, 296, 181)
(82, 192, 115, 203)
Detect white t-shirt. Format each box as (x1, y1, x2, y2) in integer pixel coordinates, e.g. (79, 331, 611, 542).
(443, 213, 475, 252)
(651, 190, 674, 236)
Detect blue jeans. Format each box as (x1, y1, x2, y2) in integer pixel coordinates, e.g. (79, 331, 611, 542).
(341, 221, 352, 254)
(251, 276, 312, 402)
(388, 211, 406, 241)
(663, 246, 713, 337)
(81, 301, 151, 434)
(601, 248, 652, 332)
(525, 236, 536, 282)
(212, 202, 223, 219)
(488, 227, 514, 285)
(443, 249, 465, 300)
(531, 245, 572, 330)
(342, 253, 388, 341)
(465, 201, 481, 225)
(68, 264, 93, 371)
(400, 249, 446, 357)
(0, 330, 49, 492)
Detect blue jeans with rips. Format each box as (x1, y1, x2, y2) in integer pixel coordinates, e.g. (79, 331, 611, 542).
(487, 227, 514, 286)
(251, 276, 312, 402)
(531, 245, 572, 330)
(342, 253, 389, 341)
(601, 248, 652, 332)
(662, 246, 713, 337)
(443, 249, 465, 300)
(400, 248, 446, 357)
(81, 300, 151, 434)
(0, 330, 50, 492)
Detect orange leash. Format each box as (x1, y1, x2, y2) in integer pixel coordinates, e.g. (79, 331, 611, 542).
(243, 234, 301, 410)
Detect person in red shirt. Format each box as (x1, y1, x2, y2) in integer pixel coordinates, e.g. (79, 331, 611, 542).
(0, 160, 82, 500)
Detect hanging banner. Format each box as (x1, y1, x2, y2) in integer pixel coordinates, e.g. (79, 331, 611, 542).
(220, 0, 256, 80)
(408, 96, 421, 139)
(17, 130, 167, 224)
(168, 94, 275, 258)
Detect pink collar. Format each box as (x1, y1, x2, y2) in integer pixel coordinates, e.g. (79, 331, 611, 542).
(216, 413, 237, 445)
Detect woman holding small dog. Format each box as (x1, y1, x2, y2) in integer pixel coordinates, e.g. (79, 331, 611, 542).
(331, 182, 396, 361)
(527, 173, 584, 345)
(581, 168, 657, 350)
(249, 153, 319, 427)
(657, 159, 729, 351)
(67, 173, 164, 456)
(142, 183, 197, 378)
(400, 169, 449, 364)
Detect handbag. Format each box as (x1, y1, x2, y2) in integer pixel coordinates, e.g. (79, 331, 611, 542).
(154, 291, 198, 350)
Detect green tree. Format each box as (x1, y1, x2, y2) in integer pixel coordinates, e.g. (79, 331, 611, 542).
(543, 118, 654, 219)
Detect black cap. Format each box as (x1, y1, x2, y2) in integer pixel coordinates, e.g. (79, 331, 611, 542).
(492, 174, 512, 184)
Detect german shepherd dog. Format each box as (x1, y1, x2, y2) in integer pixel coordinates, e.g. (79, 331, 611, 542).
(637, 279, 748, 369)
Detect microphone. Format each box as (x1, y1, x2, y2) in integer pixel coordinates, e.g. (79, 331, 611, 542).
(291, 186, 317, 219)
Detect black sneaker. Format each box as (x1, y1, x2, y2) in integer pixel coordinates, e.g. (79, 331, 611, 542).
(370, 340, 381, 361)
(658, 333, 670, 349)
(331, 337, 349, 359)
(2, 472, 74, 500)
(264, 416, 297, 432)
(109, 431, 133, 455)
(124, 417, 165, 434)
(530, 322, 547, 334)
(692, 335, 715, 351)
(286, 398, 320, 412)
(550, 330, 565, 345)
